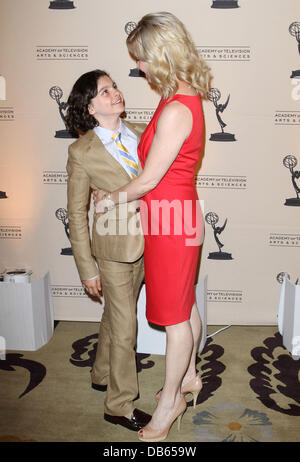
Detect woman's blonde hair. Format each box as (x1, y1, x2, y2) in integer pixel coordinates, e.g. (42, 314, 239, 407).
(126, 12, 211, 99)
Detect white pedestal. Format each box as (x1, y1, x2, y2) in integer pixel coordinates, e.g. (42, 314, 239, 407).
(0, 272, 54, 351)
(278, 276, 300, 360)
(137, 276, 207, 355)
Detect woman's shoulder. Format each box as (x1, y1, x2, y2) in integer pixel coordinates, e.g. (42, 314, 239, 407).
(156, 99, 193, 139)
(159, 99, 193, 123)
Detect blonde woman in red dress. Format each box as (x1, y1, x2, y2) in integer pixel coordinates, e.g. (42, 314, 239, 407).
(94, 12, 211, 441)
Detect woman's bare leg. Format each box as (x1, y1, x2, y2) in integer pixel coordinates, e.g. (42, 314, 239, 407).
(182, 303, 202, 386)
(145, 319, 193, 431)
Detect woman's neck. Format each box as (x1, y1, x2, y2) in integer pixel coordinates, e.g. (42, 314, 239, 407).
(175, 80, 197, 96)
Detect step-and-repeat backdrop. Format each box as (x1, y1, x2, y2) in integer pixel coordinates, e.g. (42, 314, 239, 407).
(0, 0, 299, 324)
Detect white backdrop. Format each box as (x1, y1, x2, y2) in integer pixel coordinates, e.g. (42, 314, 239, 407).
(0, 0, 299, 325)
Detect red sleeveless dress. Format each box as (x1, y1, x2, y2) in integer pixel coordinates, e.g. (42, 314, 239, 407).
(138, 94, 204, 326)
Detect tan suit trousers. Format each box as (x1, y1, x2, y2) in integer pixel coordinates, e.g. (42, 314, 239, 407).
(91, 255, 144, 416)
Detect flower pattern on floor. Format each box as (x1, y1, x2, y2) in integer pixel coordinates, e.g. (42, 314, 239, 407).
(193, 403, 273, 442)
(248, 332, 300, 416)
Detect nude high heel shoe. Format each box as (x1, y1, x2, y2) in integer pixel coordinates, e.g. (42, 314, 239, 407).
(155, 374, 202, 409)
(138, 397, 187, 443)
(181, 374, 203, 409)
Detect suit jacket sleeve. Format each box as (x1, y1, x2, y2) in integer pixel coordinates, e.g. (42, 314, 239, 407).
(124, 121, 147, 137)
(66, 143, 99, 281)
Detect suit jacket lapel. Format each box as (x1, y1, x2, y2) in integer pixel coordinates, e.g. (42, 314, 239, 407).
(89, 123, 143, 179)
(89, 130, 132, 181)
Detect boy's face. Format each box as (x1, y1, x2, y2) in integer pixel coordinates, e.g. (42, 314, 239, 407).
(88, 75, 125, 123)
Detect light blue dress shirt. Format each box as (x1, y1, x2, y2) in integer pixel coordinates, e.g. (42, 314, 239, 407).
(93, 120, 139, 178)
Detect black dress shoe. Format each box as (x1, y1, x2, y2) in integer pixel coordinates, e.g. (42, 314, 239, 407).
(91, 383, 107, 392)
(104, 408, 151, 432)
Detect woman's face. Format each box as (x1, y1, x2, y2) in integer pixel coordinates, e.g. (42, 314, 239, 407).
(88, 75, 125, 122)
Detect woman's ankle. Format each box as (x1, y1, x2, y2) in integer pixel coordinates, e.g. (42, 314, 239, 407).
(182, 369, 197, 386)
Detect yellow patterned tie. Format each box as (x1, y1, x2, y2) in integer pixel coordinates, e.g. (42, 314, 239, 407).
(112, 132, 138, 179)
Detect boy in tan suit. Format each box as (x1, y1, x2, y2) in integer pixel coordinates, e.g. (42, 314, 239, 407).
(65, 70, 150, 431)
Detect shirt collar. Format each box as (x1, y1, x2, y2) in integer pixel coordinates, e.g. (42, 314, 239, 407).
(94, 120, 128, 144)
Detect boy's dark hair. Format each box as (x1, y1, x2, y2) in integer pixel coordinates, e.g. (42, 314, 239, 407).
(65, 69, 109, 134)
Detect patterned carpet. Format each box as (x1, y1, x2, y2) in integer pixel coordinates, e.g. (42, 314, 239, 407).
(0, 322, 299, 444)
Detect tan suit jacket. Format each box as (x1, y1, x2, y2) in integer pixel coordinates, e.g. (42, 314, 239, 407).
(66, 121, 146, 281)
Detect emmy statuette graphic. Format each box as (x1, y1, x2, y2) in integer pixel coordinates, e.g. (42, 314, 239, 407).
(55, 208, 73, 255)
(207, 88, 236, 141)
(211, 0, 239, 8)
(277, 272, 291, 285)
(289, 22, 300, 78)
(49, 86, 78, 138)
(49, 0, 75, 9)
(0, 191, 8, 199)
(129, 68, 146, 78)
(205, 212, 233, 260)
(277, 272, 299, 285)
(283, 155, 300, 206)
(125, 22, 146, 78)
